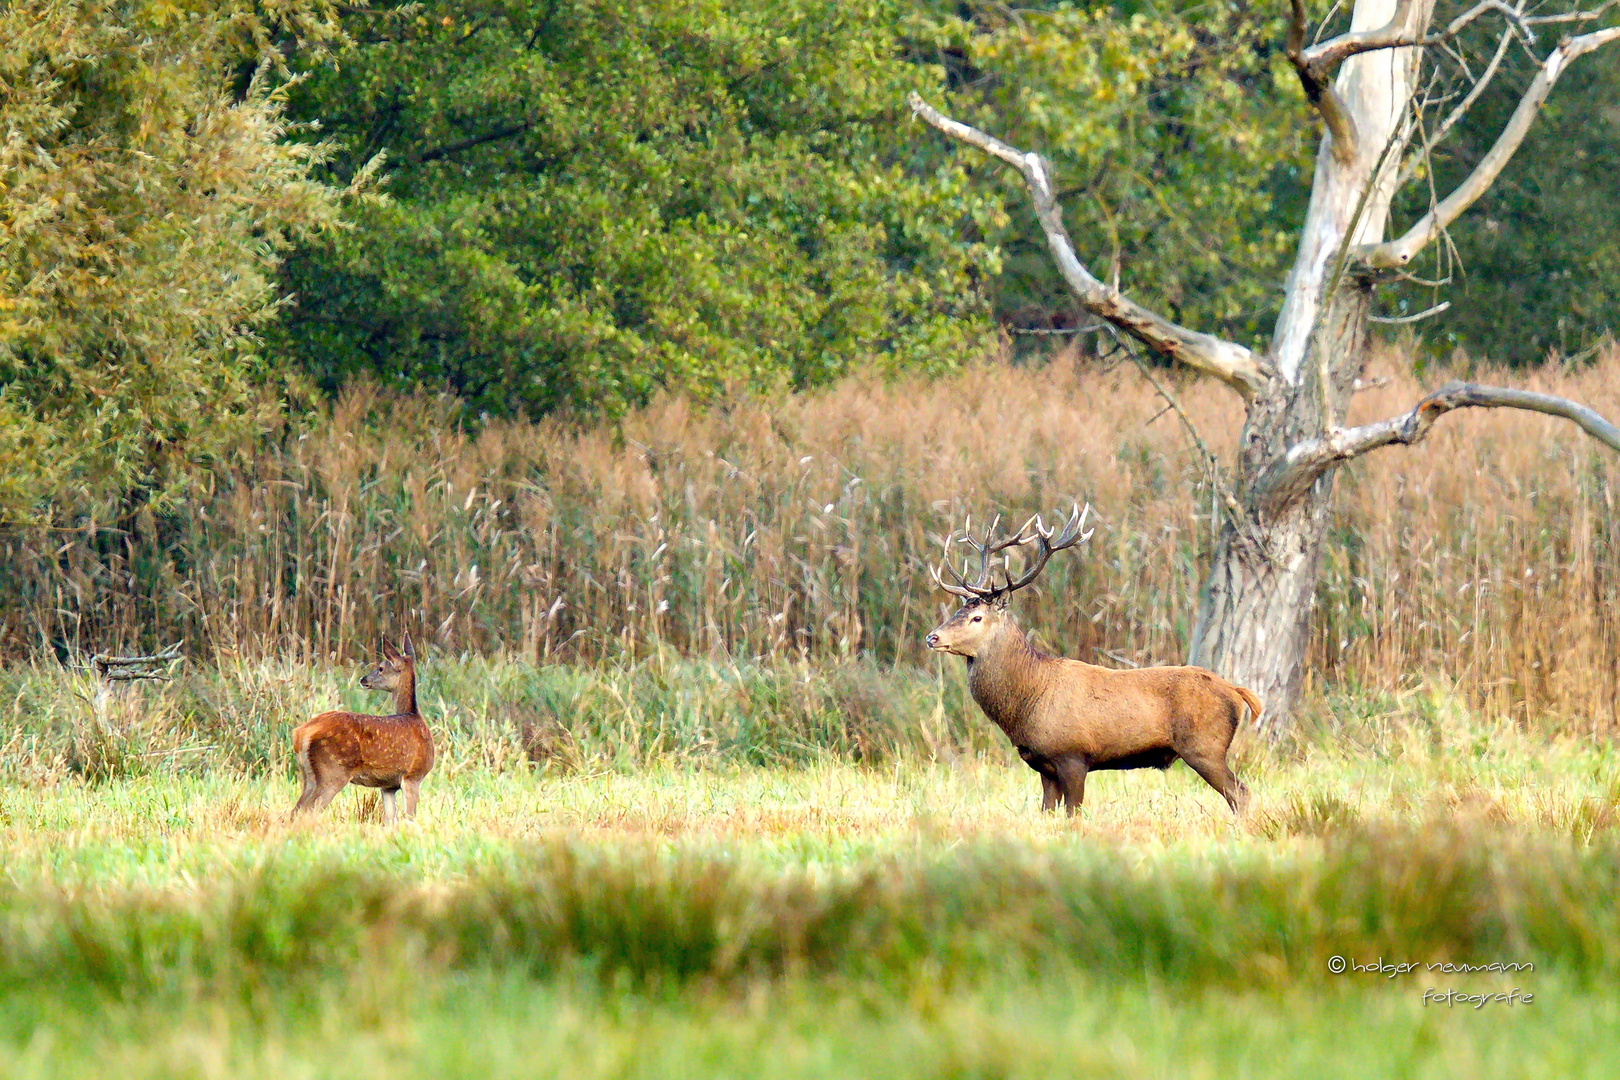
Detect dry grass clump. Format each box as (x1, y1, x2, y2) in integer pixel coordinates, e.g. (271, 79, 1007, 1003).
(5, 345, 1620, 726)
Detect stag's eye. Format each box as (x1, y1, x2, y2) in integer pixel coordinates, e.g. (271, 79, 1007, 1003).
(971, 615, 982, 624)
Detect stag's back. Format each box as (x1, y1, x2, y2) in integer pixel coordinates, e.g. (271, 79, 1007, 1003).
(1030, 661, 1253, 761)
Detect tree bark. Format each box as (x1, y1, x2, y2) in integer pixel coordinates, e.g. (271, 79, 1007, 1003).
(1190, 276, 1373, 730)
(1186, 0, 1419, 725)
(1187, 497, 1329, 736)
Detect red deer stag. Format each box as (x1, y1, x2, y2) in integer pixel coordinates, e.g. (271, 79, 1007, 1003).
(291, 634, 434, 824)
(925, 506, 1257, 816)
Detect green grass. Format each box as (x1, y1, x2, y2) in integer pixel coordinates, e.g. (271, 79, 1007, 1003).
(3, 968, 1609, 1080)
(3, 659, 1619, 1075)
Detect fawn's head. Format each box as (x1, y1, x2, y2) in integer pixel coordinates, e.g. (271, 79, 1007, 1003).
(360, 633, 416, 692)
(925, 504, 1092, 659)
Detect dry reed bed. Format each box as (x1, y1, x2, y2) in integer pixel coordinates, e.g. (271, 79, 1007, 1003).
(6, 348, 1619, 725)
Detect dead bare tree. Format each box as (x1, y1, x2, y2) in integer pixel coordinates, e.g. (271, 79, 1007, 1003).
(910, 0, 1620, 732)
(81, 641, 185, 733)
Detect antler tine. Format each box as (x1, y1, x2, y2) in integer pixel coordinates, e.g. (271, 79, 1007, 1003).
(931, 505, 1093, 602)
(963, 514, 1016, 591)
(932, 519, 1001, 599)
(1002, 502, 1094, 594)
(931, 560, 984, 599)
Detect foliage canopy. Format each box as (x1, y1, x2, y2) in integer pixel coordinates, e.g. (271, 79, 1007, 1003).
(270, 0, 1002, 417)
(0, 0, 353, 522)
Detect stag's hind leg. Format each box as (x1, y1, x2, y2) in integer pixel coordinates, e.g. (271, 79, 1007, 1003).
(1181, 752, 1248, 815)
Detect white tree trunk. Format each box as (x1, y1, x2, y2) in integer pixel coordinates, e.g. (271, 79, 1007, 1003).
(1188, 0, 1431, 725)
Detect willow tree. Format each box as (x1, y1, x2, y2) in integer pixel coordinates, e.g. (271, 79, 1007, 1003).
(911, 0, 1620, 730)
(0, 0, 357, 524)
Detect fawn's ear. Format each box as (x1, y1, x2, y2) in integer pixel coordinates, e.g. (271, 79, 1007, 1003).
(400, 632, 415, 661)
(380, 638, 400, 661)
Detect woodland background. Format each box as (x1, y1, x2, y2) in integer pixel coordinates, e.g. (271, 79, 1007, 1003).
(2, 0, 1618, 710)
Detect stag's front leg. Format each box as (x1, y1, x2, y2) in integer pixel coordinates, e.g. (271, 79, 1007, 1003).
(1053, 756, 1088, 818)
(1021, 747, 1061, 812)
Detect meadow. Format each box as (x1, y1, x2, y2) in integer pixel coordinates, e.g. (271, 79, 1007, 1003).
(3, 651, 1620, 1077)
(5, 349, 1620, 1076)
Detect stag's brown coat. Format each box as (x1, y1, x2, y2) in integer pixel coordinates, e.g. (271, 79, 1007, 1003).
(927, 505, 1256, 816)
(291, 635, 434, 823)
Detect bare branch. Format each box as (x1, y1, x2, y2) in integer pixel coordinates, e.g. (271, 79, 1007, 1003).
(413, 121, 533, 165)
(1362, 26, 1620, 269)
(1112, 336, 1264, 549)
(1300, 0, 1418, 69)
(1396, 26, 1515, 186)
(1287, 0, 1361, 163)
(1368, 299, 1451, 323)
(1253, 381, 1620, 512)
(1524, 0, 1620, 25)
(907, 93, 1268, 399)
(89, 641, 184, 683)
(89, 642, 184, 668)
(1302, 0, 1531, 69)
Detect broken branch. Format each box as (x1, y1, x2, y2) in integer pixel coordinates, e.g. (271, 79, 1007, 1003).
(1361, 26, 1620, 268)
(1253, 381, 1620, 513)
(907, 93, 1268, 399)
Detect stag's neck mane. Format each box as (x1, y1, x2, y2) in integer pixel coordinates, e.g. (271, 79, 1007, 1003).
(393, 666, 419, 718)
(965, 620, 1054, 740)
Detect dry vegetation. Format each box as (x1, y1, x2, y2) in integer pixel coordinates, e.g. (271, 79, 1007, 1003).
(7, 346, 1619, 730)
(7, 349, 1620, 1076)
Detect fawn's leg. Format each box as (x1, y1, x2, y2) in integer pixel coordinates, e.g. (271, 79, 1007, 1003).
(401, 778, 422, 820)
(380, 788, 398, 825)
(301, 749, 350, 815)
(292, 749, 321, 816)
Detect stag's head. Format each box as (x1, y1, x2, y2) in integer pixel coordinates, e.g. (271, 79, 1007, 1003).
(925, 505, 1092, 658)
(360, 633, 416, 691)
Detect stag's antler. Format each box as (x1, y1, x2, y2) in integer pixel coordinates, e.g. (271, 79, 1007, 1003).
(932, 504, 1093, 603)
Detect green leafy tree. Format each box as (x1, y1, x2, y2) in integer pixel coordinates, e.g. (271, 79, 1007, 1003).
(270, 0, 1001, 418)
(0, 0, 356, 523)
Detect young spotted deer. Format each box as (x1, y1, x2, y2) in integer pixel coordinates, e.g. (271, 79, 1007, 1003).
(291, 634, 434, 824)
(926, 505, 1257, 817)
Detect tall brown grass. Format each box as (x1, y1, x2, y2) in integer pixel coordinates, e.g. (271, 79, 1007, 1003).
(6, 346, 1619, 726)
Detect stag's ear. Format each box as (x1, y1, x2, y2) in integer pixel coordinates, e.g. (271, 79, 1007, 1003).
(993, 592, 1010, 612)
(400, 632, 415, 661)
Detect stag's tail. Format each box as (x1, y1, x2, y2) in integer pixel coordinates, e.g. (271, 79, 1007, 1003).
(1232, 685, 1262, 726)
